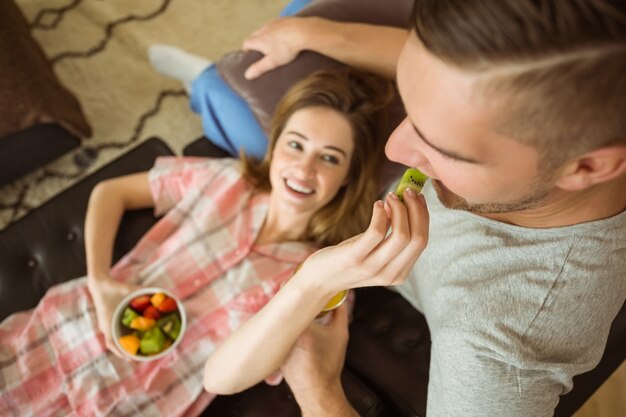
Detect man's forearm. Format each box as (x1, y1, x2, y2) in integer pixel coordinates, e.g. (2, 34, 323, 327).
(307, 19, 408, 79)
(296, 381, 360, 417)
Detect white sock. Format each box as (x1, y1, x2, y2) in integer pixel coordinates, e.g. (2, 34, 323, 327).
(148, 44, 212, 93)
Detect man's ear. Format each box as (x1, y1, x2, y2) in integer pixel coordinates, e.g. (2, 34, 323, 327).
(556, 144, 626, 191)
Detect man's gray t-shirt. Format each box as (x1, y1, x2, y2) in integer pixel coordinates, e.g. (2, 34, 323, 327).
(396, 182, 626, 417)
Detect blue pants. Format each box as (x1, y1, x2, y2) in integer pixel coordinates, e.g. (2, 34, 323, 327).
(189, 0, 313, 160)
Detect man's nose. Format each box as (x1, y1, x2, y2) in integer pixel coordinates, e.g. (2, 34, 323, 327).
(385, 118, 428, 167)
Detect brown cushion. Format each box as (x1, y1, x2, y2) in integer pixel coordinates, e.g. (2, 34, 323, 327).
(216, 0, 414, 136)
(0, 0, 91, 140)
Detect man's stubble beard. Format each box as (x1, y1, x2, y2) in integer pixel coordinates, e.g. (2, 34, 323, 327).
(431, 177, 554, 214)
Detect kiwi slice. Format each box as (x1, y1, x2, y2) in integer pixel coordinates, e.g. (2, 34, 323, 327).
(140, 327, 166, 355)
(157, 314, 181, 340)
(395, 168, 428, 202)
(121, 307, 139, 328)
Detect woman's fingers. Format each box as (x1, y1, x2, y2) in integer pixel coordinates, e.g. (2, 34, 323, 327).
(410, 193, 429, 247)
(296, 201, 389, 293)
(298, 192, 428, 292)
(97, 310, 124, 358)
(356, 190, 429, 287)
(90, 278, 139, 359)
(362, 193, 411, 265)
(383, 197, 429, 285)
(106, 338, 126, 359)
(97, 312, 124, 358)
(347, 200, 390, 257)
(382, 191, 429, 285)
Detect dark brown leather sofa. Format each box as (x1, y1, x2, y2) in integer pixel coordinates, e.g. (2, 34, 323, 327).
(0, 136, 623, 416)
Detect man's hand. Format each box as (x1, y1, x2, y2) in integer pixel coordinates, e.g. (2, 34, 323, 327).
(281, 305, 359, 417)
(243, 17, 408, 80)
(242, 17, 326, 79)
(87, 275, 139, 358)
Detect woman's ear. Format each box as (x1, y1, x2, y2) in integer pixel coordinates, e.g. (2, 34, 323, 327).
(555, 144, 626, 191)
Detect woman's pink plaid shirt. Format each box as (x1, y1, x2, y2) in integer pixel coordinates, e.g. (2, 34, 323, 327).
(0, 157, 315, 417)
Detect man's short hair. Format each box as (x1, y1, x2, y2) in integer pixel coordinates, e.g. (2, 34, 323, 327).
(412, 0, 626, 168)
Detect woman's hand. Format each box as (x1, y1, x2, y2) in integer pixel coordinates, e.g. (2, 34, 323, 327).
(242, 17, 325, 79)
(297, 190, 429, 293)
(87, 275, 140, 357)
(202, 190, 428, 395)
(84, 172, 152, 357)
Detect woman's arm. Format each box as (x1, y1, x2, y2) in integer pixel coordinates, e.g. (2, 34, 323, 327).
(85, 172, 154, 354)
(243, 17, 409, 80)
(85, 172, 154, 278)
(204, 190, 429, 394)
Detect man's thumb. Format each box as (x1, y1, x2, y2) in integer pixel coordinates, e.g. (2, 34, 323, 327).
(244, 58, 273, 80)
(329, 304, 349, 331)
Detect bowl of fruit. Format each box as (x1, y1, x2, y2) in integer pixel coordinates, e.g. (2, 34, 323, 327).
(111, 288, 186, 361)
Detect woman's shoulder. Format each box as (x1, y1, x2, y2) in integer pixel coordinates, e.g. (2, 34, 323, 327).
(151, 156, 246, 185)
(153, 155, 240, 172)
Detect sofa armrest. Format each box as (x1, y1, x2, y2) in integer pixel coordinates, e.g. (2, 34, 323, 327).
(0, 0, 91, 185)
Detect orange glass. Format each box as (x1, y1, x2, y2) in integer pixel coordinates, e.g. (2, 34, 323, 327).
(293, 263, 347, 317)
(317, 289, 348, 318)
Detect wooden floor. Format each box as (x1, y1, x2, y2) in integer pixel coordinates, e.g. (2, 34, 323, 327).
(573, 361, 626, 417)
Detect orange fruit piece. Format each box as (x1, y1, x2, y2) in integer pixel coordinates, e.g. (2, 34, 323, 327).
(130, 316, 156, 331)
(150, 292, 166, 308)
(157, 297, 177, 313)
(143, 305, 162, 320)
(118, 334, 141, 355)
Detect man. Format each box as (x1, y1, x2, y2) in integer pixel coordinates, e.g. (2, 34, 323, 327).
(204, 1, 626, 416)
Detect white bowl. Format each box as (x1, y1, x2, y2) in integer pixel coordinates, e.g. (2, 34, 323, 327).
(111, 287, 187, 361)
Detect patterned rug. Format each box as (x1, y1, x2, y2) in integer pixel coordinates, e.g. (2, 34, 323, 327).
(0, 0, 288, 230)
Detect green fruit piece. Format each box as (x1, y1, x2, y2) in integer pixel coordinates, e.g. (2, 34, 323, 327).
(157, 314, 182, 340)
(395, 168, 428, 202)
(121, 307, 140, 328)
(140, 327, 166, 355)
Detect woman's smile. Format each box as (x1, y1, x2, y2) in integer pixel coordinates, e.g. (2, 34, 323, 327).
(267, 106, 354, 223)
(284, 178, 315, 196)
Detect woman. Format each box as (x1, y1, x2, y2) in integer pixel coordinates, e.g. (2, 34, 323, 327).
(0, 68, 392, 417)
(148, 0, 316, 160)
